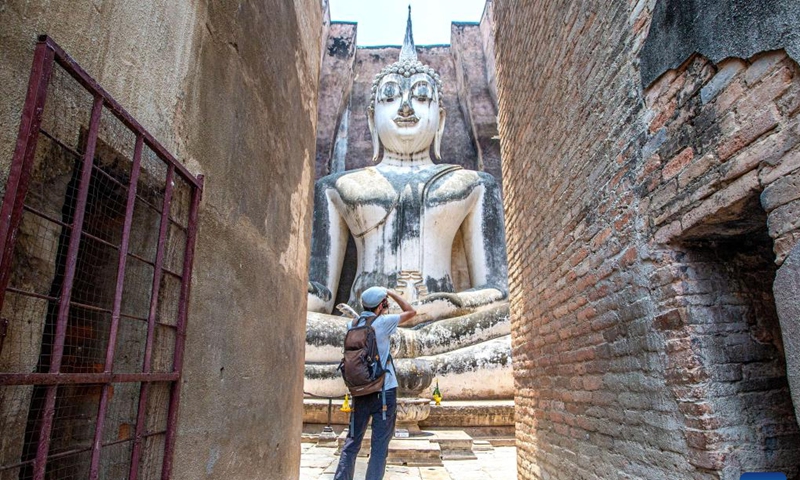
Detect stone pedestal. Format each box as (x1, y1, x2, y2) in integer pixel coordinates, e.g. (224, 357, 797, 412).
(395, 398, 432, 435)
(429, 430, 477, 460)
(387, 438, 442, 467)
(394, 358, 434, 397)
(393, 358, 434, 436)
(318, 426, 338, 447)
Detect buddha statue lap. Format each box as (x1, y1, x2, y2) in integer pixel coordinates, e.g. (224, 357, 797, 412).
(304, 11, 512, 401)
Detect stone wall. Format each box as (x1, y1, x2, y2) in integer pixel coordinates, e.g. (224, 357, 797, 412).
(0, 1, 199, 185)
(478, 1, 499, 109)
(315, 22, 357, 179)
(0, 1, 322, 479)
(451, 19, 502, 185)
(496, 0, 800, 478)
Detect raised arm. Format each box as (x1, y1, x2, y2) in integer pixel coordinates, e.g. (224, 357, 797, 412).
(459, 172, 508, 305)
(387, 290, 416, 325)
(307, 179, 349, 313)
(407, 173, 508, 325)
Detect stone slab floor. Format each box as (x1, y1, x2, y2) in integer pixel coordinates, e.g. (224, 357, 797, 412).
(300, 442, 517, 479)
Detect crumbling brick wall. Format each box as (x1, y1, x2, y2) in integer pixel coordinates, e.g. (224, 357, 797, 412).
(641, 49, 800, 478)
(495, 0, 800, 478)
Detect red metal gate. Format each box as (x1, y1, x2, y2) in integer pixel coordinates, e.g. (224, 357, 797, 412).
(0, 36, 203, 479)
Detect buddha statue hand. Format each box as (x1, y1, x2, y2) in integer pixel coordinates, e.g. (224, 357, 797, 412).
(405, 287, 506, 326)
(307, 281, 332, 313)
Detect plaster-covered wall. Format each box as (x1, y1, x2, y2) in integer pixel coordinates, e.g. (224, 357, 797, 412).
(640, 0, 800, 86)
(0, 1, 322, 478)
(173, 1, 321, 478)
(0, 1, 197, 185)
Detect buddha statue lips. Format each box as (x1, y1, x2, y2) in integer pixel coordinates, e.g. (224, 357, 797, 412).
(393, 115, 419, 127)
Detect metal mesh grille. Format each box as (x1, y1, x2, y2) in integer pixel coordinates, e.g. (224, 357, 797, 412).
(0, 36, 201, 480)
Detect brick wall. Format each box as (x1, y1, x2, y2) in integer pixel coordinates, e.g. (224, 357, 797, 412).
(495, 0, 800, 478)
(640, 49, 800, 478)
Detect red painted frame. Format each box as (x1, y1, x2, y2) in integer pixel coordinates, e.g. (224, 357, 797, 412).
(0, 35, 203, 479)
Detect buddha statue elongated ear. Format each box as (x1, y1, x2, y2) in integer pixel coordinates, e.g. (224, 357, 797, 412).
(368, 107, 380, 162)
(434, 107, 446, 160)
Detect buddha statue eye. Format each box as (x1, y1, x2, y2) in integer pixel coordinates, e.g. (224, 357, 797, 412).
(381, 83, 399, 102)
(412, 83, 431, 101)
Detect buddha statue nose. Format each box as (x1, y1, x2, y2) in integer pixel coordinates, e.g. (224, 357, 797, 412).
(399, 93, 414, 116)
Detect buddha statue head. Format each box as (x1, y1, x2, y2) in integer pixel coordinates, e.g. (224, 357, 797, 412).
(368, 7, 446, 162)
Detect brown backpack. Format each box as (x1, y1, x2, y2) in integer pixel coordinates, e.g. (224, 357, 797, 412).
(338, 315, 390, 397)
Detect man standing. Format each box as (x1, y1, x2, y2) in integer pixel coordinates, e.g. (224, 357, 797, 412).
(334, 287, 416, 480)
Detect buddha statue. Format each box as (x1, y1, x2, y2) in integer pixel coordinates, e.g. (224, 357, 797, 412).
(305, 10, 512, 401)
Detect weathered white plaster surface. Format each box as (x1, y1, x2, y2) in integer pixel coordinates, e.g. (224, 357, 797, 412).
(304, 11, 511, 401)
(305, 333, 513, 399)
(0, 1, 323, 478)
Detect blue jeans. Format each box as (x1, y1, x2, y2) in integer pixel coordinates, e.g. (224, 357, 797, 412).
(334, 388, 397, 480)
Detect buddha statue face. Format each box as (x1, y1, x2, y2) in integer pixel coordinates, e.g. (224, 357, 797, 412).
(366, 7, 447, 161)
(370, 72, 446, 158)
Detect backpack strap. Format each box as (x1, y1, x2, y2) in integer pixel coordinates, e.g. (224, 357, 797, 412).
(381, 353, 393, 421)
(381, 383, 387, 420)
(367, 315, 382, 365)
(354, 313, 379, 328)
(349, 403, 356, 437)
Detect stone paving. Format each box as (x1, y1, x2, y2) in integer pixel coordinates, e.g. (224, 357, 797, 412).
(300, 439, 517, 480)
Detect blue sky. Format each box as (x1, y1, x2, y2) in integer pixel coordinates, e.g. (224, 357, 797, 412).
(329, 0, 489, 46)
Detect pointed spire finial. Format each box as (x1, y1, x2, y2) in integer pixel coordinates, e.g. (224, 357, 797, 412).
(399, 5, 417, 62)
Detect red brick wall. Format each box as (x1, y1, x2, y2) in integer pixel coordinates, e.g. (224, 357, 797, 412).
(648, 51, 800, 261)
(641, 49, 800, 478)
(495, 1, 800, 478)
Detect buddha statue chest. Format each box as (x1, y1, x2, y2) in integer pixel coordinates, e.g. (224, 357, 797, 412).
(328, 165, 483, 299)
(332, 165, 479, 241)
